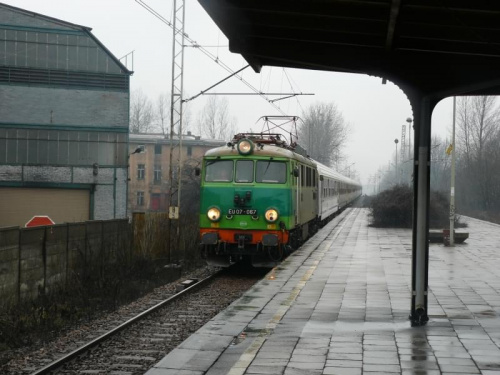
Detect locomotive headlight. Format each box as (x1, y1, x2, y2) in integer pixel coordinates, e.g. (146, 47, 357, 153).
(237, 138, 254, 155)
(265, 208, 279, 223)
(207, 207, 221, 222)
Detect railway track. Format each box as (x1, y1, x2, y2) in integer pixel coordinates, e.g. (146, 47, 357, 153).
(4, 265, 266, 375)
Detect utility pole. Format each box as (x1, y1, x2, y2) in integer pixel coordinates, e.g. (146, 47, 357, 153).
(167, 0, 186, 263)
(449, 97, 456, 246)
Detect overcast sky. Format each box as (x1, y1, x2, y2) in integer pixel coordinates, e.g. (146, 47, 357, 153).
(6, 0, 456, 190)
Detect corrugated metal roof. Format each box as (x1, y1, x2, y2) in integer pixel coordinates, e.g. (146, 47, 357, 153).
(0, 2, 132, 75)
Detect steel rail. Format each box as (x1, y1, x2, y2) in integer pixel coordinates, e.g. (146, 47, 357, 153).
(31, 270, 223, 375)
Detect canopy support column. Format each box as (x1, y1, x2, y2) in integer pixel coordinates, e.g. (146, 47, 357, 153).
(410, 96, 434, 326)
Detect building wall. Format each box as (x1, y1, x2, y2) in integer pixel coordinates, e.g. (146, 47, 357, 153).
(0, 86, 128, 128)
(0, 4, 130, 227)
(0, 187, 90, 227)
(128, 136, 224, 213)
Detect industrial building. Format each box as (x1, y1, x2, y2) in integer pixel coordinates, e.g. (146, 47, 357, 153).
(0, 3, 132, 227)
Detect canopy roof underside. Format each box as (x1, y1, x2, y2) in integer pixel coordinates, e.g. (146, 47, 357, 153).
(199, 0, 500, 101)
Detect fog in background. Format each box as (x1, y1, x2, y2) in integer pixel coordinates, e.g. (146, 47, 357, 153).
(5, 0, 457, 191)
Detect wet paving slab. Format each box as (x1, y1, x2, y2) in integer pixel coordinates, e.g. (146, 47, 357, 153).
(147, 209, 500, 375)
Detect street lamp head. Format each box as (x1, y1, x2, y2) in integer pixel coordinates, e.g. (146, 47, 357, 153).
(130, 145, 145, 155)
(406, 117, 412, 124)
(394, 138, 399, 144)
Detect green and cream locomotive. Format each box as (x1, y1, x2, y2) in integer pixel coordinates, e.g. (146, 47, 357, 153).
(199, 133, 361, 267)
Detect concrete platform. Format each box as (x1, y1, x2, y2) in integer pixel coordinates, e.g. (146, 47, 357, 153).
(147, 209, 500, 375)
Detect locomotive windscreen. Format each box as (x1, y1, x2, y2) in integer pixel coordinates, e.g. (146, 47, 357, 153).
(205, 160, 233, 182)
(256, 161, 286, 184)
(235, 160, 254, 182)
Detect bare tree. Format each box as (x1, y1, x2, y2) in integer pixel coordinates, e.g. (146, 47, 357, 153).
(455, 96, 500, 212)
(457, 96, 499, 168)
(154, 92, 194, 136)
(196, 96, 237, 140)
(182, 102, 193, 135)
(130, 89, 155, 133)
(298, 102, 350, 167)
(156, 92, 170, 135)
(430, 135, 451, 192)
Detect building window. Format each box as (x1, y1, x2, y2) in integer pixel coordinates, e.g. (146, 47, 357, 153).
(187, 146, 192, 156)
(155, 144, 162, 154)
(137, 191, 144, 206)
(154, 165, 162, 183)
(137, 164, 145, 180)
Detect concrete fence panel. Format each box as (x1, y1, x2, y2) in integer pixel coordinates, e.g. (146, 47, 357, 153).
(0, 227, 20, 301)
(45, 224, 68, 292)
(0, 218, 130, 304)
(19, 227, 45, 300)
(67, 222, 86, 281)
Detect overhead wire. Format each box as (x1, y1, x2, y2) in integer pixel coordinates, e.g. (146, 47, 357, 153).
(279, 68, 284, 111)
(135, 0, 286, 115)
(283, 68, 305, 115)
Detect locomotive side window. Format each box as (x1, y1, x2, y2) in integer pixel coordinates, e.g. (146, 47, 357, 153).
(256, 161, 286, 183)
(235, 160, 253, 182)
(205, 160, 233, 182)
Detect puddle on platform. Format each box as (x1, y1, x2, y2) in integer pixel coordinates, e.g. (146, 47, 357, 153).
(305, 319, 412, 334)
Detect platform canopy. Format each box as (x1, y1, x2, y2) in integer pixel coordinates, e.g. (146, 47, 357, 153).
(198, 0, 500, 326)
(198, 0, 500, 101)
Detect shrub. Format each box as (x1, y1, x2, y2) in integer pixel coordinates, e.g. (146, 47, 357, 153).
(370, 185, 466, 229)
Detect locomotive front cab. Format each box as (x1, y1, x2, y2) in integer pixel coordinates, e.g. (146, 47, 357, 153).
(199, 137, 294, 267)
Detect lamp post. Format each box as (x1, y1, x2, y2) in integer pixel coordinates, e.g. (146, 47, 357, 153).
(406, 117, 413, 185)
(450, 97, 456, 246)
(394, 138, 399, 184)
(406, 117, 412, 161)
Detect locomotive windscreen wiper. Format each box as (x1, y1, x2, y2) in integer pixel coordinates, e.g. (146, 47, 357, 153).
(263, 161, 271, 176)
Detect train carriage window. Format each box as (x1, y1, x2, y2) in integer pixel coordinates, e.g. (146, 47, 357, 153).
(235, 160, 253, 182)
(205, 160, 233, 182)
(301, 165, 304, 186)
(256, 161, 286, 183)
(313, 170, 316, 187)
